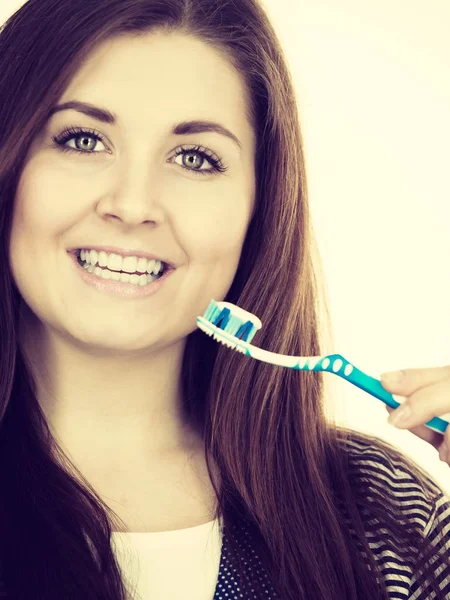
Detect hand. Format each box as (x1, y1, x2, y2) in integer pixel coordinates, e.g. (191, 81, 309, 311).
(380, 366, 450, 465)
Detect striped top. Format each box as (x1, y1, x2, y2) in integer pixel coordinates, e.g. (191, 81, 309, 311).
(212, 434, 450, 599)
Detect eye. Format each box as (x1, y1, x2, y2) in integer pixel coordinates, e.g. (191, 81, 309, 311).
(52, 126, 107, 154)
(171, 145, 228, 176)
(51, 127, 229, 177)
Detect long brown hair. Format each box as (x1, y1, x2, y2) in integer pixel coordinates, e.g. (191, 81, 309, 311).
(0, 1, 448, 598)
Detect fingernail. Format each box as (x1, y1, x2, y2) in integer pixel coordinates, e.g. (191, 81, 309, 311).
(381, 370, 404, 385)
(387, 404, 412, 426)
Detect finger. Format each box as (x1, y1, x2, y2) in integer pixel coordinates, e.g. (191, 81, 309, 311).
(385, 377, 450, 433)
(438, 439, 450, 465)
(380, 365, 450, 397)
(385, 405, 443, 449)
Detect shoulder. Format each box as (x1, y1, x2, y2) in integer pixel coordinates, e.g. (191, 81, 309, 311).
(337, 428, 450, 536)
(337, 428, 445, 506)
(335, 429, 450, 598)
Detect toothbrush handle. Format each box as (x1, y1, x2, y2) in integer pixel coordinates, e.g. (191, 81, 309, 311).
(318, 354, 450, 435)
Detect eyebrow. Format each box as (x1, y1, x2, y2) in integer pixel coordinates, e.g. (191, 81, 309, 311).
(48, 100, 243, 152)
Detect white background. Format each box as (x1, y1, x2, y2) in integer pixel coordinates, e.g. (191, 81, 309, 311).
(261, 0, 450, 494)
(2, 0, 450, 494)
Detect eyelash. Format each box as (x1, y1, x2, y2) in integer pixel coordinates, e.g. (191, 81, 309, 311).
(51, 126, 229, 176)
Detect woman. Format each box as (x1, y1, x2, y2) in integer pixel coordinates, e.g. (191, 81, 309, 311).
(0, 0, 449, 598)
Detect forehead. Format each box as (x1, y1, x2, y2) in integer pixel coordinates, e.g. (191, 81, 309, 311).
(58, 33, 254, 144)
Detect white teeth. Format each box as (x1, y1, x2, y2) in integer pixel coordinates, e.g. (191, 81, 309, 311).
(83, 263, 160, 286)
(80, 249, 163, 275)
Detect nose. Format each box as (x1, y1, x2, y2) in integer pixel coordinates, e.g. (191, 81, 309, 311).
(96, 158, 167, 227)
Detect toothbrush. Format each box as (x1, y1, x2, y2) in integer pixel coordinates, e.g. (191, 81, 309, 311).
(196, 299, 450, 435)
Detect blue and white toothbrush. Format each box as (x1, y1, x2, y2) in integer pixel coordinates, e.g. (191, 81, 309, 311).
(197, 299, 450, 435)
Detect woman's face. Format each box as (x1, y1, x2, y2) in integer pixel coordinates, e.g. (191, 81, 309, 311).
(9, 33, 256, 354)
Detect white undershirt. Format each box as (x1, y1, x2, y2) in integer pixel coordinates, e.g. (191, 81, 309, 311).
(111, 517, 223, 600)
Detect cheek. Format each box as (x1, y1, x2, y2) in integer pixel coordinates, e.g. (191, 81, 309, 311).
(8, 195, 41, 303)
(182, 192, 251, 261)
(12, 163, 74, 243)
(9, 167, 66, 288)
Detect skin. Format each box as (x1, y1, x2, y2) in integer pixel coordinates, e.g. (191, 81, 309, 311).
(9, 32, 256, 487)
(381, 366, 450, 464)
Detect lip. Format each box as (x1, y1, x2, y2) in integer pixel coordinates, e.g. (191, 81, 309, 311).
(67, 246, 175, 270)
(69, 250, 175, 299)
